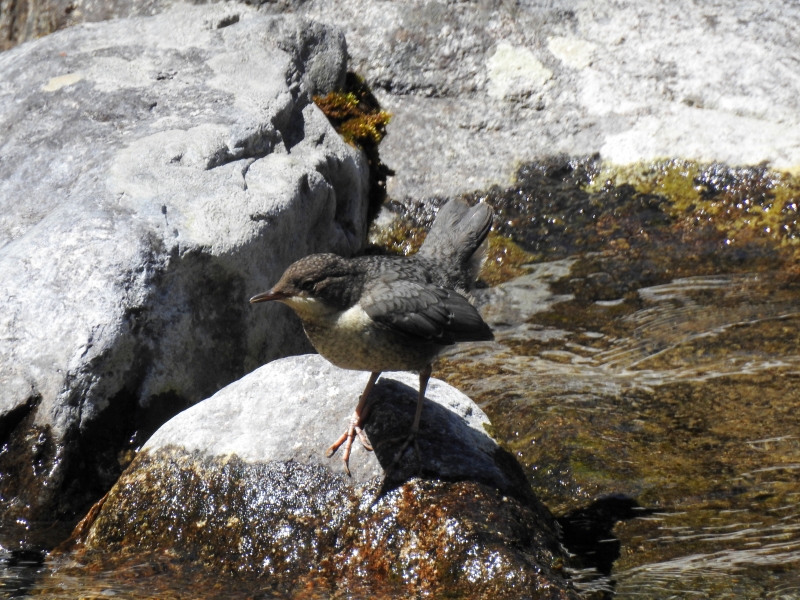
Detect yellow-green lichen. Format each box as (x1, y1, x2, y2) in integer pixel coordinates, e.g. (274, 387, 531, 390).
(313, 76, 391, 148)
(479, 233, 540, 286)
(587, 159, 800, 255)
(367, 215, 428, 256)
(313, 73, 393, 220)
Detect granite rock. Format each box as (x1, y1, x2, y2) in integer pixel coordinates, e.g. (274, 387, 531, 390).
(289, 0, 800, 199)
(78, 354, 578, 599)
(142, 354, 523, 491)
(8, 1, 798, 199)
(0, 4, 369, 522)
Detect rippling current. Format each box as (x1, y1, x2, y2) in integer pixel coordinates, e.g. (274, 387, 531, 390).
(441, 266, 800, 598)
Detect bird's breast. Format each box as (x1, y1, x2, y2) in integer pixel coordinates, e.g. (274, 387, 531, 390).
(301, 304, 440, 372)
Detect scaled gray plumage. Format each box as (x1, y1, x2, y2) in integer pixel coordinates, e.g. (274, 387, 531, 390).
(250, 199, 494, 474)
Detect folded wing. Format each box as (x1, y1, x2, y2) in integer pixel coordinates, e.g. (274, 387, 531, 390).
(361, 279, 494, 345)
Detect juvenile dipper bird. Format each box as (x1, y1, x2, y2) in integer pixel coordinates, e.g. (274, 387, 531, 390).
(250, 199, 494, 475)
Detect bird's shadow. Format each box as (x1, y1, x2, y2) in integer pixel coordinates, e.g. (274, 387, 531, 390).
(361, 378, 538, 507)
(557, 495, 656, 598)
(559, 495, 654, 573)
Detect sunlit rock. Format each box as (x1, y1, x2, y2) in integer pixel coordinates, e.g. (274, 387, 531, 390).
(77, 354, 578, 598)
(9, 1, 800, 199)
(293, 1, 800, 199)
(486, 42, 553, 100)
(0, 4, 369, 523)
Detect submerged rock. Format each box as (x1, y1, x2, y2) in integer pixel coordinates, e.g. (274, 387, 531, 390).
(76, 354, 577, 598)
(0, 4, 369, 524)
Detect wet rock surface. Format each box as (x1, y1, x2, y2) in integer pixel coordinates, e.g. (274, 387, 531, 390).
(65, 456, 575, 598)
(56, 354, 577, 599)
(0, 4, 369, 524)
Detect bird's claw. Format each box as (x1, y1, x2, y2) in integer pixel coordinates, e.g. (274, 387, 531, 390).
(357, 428, 373, 451)
(376, 432, 422, 473)
(326, 412, 373, 476)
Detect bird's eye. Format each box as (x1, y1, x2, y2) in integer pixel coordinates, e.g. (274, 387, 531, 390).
(299, 279, 315, 292)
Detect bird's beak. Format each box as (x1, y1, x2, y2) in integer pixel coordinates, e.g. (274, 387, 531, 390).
(249, 289, 289, 304)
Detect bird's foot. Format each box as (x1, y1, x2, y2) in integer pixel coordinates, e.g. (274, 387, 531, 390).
(377, 431, 422, 473)
(326, 412, 373, 476)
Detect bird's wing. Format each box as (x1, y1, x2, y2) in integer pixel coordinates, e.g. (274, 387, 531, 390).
(361, 278, 494, 345)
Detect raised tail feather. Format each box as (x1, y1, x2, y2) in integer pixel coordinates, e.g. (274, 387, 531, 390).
(417, 199, 493, 288)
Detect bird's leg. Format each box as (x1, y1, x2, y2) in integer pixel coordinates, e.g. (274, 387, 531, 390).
(326, 371, 380, 476)
(389, 364, 432, 470)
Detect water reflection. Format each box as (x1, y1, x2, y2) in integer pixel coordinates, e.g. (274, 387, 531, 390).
(440, 268, 800, 598)
(0, 549, 45, 598)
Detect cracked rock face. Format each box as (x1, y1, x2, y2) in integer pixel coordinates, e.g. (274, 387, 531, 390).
(0, 4, 370, 523)
(75, 354, 577, 599)
(290, 0, 800, 200)
(7, 1, 800, 200)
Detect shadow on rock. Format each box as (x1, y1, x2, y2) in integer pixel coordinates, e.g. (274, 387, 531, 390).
(365, 378, 540, 507)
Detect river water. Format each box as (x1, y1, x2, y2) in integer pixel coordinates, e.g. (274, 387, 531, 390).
(431, 159, 800, 598)
(441, 269, 800, 598)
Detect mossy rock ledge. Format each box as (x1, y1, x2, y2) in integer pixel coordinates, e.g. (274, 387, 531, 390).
(77, 354, 577, 599)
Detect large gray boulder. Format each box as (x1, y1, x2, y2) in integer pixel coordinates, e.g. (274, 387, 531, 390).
(142, 354, 523, 490)
(77, 354, 577, 599)
(293, 0, 800, 199)
(8, 1, 798, 199)
(0, 4, 369, 522)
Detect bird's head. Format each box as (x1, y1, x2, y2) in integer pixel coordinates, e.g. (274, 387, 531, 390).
(249, 253, 360, 318)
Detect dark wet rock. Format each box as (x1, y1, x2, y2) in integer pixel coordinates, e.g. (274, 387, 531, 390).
(74, 354, 578, 598)
(0, 5, 369, 524)
(383, 156, 800, 297)
(569, 272, 623, 303)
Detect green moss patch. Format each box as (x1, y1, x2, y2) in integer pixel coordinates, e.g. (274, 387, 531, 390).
(314, 73, 393, 221)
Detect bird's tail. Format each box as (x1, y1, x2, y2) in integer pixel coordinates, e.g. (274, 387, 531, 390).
(417, 199, 493, 289)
